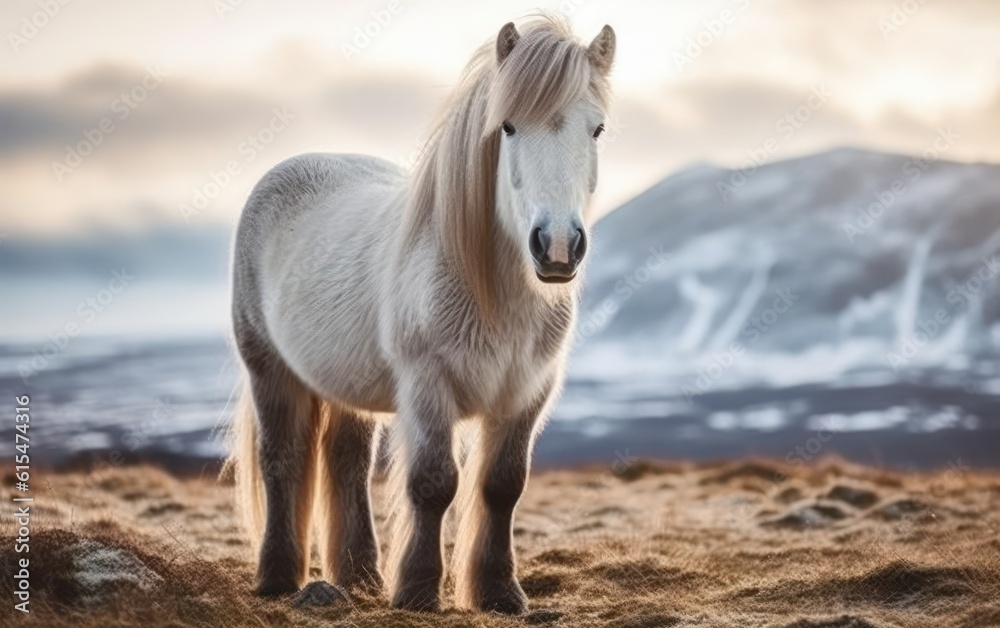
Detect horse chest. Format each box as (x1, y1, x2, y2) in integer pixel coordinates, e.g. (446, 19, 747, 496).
(451, 303, 574, 416)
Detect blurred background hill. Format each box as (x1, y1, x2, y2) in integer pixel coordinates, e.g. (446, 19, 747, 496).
(3, 148, 999, 469)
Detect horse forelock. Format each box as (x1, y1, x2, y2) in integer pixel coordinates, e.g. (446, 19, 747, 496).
(487, 17, 610, 129)
(406, 14, 610, 322)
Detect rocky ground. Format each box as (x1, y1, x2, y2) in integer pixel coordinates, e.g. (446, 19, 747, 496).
(2, 457, 999, 627)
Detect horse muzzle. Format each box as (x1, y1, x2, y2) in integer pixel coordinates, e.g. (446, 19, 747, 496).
(529, 220, 587, 284)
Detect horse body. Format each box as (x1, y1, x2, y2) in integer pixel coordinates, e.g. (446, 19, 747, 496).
(240, 153, 403, 412)
(238, 152, 569, 416)
(228, 16, 615, 614)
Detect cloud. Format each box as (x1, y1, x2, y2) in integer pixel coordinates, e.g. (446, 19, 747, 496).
(0, 61, 443, 164)
(1, 34, 999, 236)
(0, 64, 278, 158)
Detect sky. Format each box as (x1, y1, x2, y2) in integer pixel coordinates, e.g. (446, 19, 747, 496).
(2, 0, 999, 237)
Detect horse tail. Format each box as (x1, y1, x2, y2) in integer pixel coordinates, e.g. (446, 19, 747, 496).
(382, 421, 410, 595)
(451, 420, 484, 606)
(223, 370, 266, 549)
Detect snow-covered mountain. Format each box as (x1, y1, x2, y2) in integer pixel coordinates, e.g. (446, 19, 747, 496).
(559, 148, 1000, 431)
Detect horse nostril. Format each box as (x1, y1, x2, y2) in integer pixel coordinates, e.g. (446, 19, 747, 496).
(529, 226, 548, 262)
(571, 228, 587, 262)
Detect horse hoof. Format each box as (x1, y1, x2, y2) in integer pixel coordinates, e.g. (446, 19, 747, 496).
(481, 589, 528, 615)
(483, 599, 528, 615)
(391, 588, 441, 612)
(254, 577, 300, 597)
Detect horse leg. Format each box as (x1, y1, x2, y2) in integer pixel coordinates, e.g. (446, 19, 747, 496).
(249, 363, 321, 596)
(318, 407, 383, 593)
(455, 395, 548, 614)
(389, 373, 459, 611)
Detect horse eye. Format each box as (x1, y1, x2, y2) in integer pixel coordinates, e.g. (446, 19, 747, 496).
(501, 120, 516, 136)
(592, 123, 606, 139)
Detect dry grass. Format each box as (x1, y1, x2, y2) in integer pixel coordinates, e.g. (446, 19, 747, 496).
(2, 458, 999, 627)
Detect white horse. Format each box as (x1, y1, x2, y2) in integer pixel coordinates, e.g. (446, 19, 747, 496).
(228, 16, 615, 613)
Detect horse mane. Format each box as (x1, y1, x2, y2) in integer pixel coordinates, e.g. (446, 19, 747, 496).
(405, 15, 611, 321)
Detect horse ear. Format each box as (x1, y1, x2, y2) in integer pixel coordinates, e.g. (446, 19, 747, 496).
(496, 22, 520, 64)
(587, 25, 616, 75)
